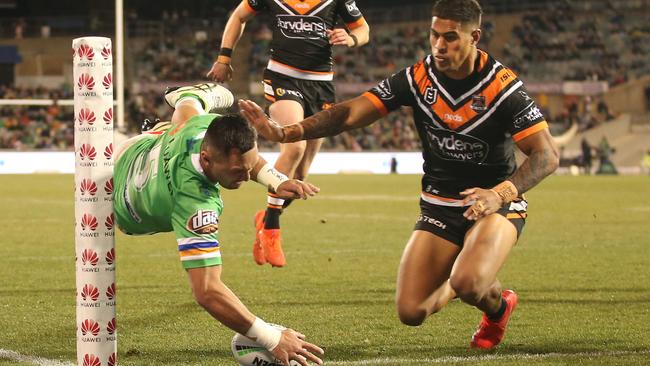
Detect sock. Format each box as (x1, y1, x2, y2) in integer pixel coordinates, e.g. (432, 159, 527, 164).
(487, 296, 507, 321)
(282, 198, 294, 210)
(176, 95, 206, 113)
(264, 192, 284, 230)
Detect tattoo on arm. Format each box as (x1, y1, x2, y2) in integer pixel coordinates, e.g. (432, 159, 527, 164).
(509, 148, 558, 194)
(283, 104, 351, 142)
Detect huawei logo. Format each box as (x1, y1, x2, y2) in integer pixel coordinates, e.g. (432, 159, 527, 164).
(80, 179, 97, 196)
(81, 284, 99, 301)
(108, 353, 117, 366)
(103, 73, 112, 89)
(101, 45, 112, 60)
(103, 108, 113, 124)
(107, 318, 117, 335)
(79, 144, 97, 161)
(81, 319, 100, 336)
(105, 214, 114, 231)
(77, 73, 95, 90)
(104, 178, 113, 195)
(78, 108, 96, 125)
(81, 248, 99, 266)
(104, 143, 113, 160)
(106, 283, 116, 300)
(83, 354, 101, 366)
(77, 44, 95, 61)
(81, 214, 98, 231)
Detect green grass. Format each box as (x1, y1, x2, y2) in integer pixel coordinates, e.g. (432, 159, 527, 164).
(0, 174, 649, 365)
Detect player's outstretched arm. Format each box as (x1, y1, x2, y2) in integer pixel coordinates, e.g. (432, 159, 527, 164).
(239, 96, 382, 143)
(207, 2, 255, 82)
(186, 266, 323, 366)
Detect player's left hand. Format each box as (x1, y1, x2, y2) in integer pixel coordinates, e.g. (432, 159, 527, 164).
(327, 28, 353, 47)
(276, 180, 320, 200)
(238, 100, 286, 142)
(460, 187, 503, 221)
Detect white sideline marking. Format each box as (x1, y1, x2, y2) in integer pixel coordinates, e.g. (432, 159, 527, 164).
(317, 194, 416, 202)
(0, 349, 74, 366)
(326, 349, 650, 365)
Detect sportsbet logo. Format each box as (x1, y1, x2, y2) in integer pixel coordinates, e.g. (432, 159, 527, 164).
(187, 210, 218, 234)
(277, 15, 326, 39)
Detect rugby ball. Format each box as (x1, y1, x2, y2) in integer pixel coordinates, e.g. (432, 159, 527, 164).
(231, 328, 301, 366)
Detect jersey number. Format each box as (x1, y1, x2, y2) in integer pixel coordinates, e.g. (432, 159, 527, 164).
(132, 144, 161, 191)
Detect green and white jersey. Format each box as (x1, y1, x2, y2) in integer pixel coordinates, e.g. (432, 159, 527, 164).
(114, 114, 223, 269)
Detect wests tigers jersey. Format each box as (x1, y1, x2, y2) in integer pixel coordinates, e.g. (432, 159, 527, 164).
(244, 0, 366, 80)
(364, 50, 548, 204)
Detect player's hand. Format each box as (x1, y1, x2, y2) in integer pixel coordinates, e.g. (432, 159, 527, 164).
(271, 329, 324, 366)
(206, 61, 233, 82)
(326, 28, 353, 47)
(238, 99, 285, 142)
(460, 187, 503, 221)
(275, 180, 320, 200)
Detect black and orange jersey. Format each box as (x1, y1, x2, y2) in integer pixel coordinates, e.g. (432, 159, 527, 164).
(364, 50, 548, 204)
(244, 0, 366, 81)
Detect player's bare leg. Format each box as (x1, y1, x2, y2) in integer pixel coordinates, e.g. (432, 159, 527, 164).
(294, 138, 324, 181)
(254, 99, 306, 267)
(396, 230, 461, 326)
(449, 214, 519, 349)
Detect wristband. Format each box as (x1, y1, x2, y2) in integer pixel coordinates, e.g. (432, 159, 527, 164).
(256, 163, 289, 192)
(219, 47, 233, 57)
(245, 317, 282, 351)
(490, 180, 518, 205)
(349, 33, 358, 48)
(216, 55, 231, 65)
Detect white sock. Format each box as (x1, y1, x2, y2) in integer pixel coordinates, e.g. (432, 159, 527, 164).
(176, 96, 206, 114)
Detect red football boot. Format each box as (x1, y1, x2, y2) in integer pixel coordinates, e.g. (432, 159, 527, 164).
(470, 289, 518, 349)
(252, 210, 266, 265)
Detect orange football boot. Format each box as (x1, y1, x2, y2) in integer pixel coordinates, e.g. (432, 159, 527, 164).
(260, 229, 285, 267)
(470, 290, 518, 349)
(252, 210, 266, 265)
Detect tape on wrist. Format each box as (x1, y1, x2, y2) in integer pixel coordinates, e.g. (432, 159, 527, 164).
(257, 163, 289, 192)
(245, 317, 282, 351)
(216, 55, 231, 65)
(219, 47, 233, 57)
(491, 180, 518, 204)
(349, 33, 358, 48)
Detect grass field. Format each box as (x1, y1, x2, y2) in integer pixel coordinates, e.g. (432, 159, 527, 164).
(1, 174, 649, 366)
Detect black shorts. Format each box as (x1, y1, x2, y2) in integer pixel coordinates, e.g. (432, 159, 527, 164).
(262, 69, 335, 117)
(414, 199, 528, 247)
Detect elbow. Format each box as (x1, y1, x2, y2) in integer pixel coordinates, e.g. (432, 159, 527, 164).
(192, 285, 221, 310)
(549, 145, 560, 173)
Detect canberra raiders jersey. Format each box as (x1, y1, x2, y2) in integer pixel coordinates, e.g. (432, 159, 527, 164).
(364, 50, 548, 205)
(114, 114, 223, 269)
(244, 0, 366, 80)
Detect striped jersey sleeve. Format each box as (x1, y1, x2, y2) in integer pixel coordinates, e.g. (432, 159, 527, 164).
(171, 176, 222, 270)
(364, 68, 413, 115)
(498, 83, 548, 142)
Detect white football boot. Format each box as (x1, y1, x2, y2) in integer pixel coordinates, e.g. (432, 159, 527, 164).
(164, 82, 234, 113)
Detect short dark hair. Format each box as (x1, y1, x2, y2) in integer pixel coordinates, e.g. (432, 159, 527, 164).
(432, 0, 482, 27)
(202, 114, 257, 156)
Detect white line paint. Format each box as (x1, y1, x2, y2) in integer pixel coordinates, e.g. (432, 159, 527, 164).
(326, 349, 650, 365)
(0, 349, 74, 366)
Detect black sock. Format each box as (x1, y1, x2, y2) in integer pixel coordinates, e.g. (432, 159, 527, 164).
(487, 296, 507, 321)
(264, 192, 283, 230)
(282, 199, 294, 210)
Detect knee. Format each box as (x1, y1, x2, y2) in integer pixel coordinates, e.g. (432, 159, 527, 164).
(449, 273, 485, 304)
(396, 302, 426, 326)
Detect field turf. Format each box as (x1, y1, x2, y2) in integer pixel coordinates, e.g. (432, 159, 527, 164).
(0, 174, 649, 365)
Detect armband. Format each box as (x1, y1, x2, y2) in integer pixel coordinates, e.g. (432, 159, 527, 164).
(256, 163, 289, 192)
(490, 180, 518, 205)
(245, 317, 282, 351)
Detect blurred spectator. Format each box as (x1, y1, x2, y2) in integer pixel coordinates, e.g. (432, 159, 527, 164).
(580, 137, 593, 174)
(642, 150, 650, 175)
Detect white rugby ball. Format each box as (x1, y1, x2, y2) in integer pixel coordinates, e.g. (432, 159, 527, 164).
(231, 327, 301, 366)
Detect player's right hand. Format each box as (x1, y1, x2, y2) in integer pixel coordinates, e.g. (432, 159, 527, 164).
(238, 99, 286, 142)
(271, 329, 324, 366)
(276, 180, 320, 200)
(206, 61, 233, 82)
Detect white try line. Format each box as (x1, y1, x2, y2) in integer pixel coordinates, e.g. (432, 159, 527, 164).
(326, 349, 650, 365)
(0, 349, 74, 366)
